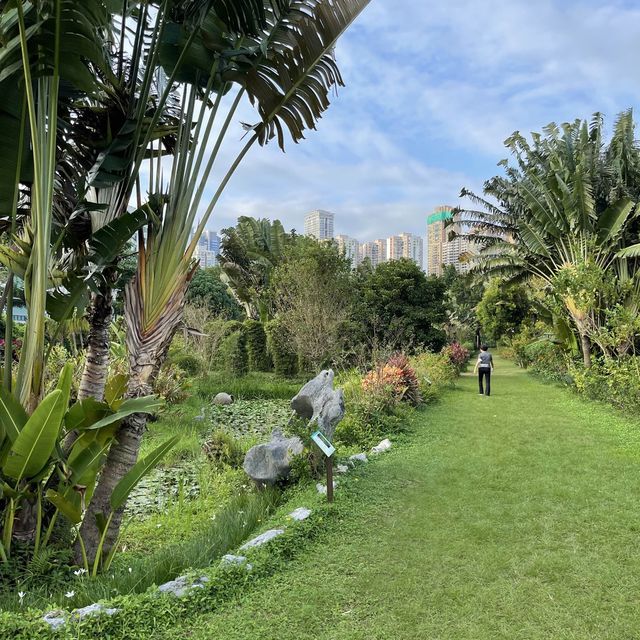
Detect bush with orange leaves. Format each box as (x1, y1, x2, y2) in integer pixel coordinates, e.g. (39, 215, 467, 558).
(361, 353, 422, 406)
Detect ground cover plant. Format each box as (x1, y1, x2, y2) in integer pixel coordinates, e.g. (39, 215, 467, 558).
(150, 360, 640, 640)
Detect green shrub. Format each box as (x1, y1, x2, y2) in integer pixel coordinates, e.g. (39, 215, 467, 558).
(410, 351, 457, 402)
(219, 331, 248, 377)
(334, 368, 412, 448)
(172, 353, 203, 376)
(223, 320, 244, 336)
(202, 430, 245, 468)
(570, 357, 640, 412)
(524, 340, 568, 382)
(244, 320, 271, 372)
(265, 319, 297, 377)
(155, 364, 191, 404)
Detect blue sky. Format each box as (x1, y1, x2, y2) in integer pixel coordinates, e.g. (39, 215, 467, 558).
(207, 0, 640, 243)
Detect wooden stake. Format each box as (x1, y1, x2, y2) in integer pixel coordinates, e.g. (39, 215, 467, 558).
(326, 456, 334, 503)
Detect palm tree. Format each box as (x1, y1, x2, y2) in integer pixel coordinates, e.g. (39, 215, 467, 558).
(218, 217, 290, 320)
(452, 112, 640, 367)
(79, 0, 371, 562)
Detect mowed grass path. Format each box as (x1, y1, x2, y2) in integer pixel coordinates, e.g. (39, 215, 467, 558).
(168, 358, 640, 639)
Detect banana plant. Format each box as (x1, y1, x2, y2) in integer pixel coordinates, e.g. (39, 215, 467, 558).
(0, 364, 170, 565)
(452, 112, 640, 367)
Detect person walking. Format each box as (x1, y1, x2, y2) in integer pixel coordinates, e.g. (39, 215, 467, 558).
(474, 344, 494, 396)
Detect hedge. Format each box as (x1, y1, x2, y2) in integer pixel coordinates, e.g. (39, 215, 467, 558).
(243, 320, 271, 372)
(264, 319, 297, 377)
(220, 329, 248, 377)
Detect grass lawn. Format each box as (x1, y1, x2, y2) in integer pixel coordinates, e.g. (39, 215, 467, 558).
(165, 357, 640, 639)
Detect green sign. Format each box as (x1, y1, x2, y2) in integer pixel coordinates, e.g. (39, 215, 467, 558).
(311, 430, 335, 457)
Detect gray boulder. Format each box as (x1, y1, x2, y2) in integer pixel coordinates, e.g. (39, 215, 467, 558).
(291, 369, 345, 440)
(349, 453, 368, 463)
(243, 430, 303, 486)
(288, 507, 312, 521)
(213, 392, 233, 405)
(158, 575, 209, 598)
(239, 528, 285, 551)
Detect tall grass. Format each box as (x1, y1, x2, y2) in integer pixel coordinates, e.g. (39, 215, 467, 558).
(2, 489, 281, 612)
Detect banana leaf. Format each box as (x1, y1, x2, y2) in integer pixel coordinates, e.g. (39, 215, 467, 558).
(3, 390, 66, 481)
(110, 435, 179, 510)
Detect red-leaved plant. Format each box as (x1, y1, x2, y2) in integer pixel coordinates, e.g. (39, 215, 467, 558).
(442, 341, 469, 370)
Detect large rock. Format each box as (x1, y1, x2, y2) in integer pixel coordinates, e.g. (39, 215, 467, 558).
(291, 369, 345, 440)
(243, 430, 303, 486)
(213, 392, 233, 405)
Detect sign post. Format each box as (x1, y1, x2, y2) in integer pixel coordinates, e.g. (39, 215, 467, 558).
(311, 430, 336, 503)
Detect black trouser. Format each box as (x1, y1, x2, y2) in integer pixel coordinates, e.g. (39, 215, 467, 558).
(478, 369, 491, 396)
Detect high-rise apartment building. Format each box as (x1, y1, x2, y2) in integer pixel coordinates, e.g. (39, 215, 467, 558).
(304, 209, 334, 240)
(373, 238, 387, 263)
(359, 241, 382, 268)
(426, 206, 473, 275)
(426, 206, 450, 275)
(192, 228, 221, 268)
(335, 234, 360, 269)
(399, 232, 424, 269)
(386, 235, 404, 261)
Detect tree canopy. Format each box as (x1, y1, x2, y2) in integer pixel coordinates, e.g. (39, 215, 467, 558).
(356, 258, 447, 351)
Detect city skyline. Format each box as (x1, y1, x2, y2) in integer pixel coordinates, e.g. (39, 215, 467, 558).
(306, 209, 426, 270)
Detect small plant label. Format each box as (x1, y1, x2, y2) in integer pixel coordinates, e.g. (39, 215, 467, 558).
(311, 430, 335, 457)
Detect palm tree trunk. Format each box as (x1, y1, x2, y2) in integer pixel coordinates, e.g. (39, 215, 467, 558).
(75, 399, 149, 563)
(77, 274, 189, 565)
(62, 287, 113, 456)
(580, 332, 592, 368)
(78, 289, 113, 401)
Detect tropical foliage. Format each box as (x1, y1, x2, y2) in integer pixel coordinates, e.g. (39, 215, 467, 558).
(453, 111, 640, 367)
(0, 0, 371, 579)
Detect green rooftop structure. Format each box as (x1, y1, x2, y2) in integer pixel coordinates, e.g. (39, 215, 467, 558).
(427, 209, 453, 225)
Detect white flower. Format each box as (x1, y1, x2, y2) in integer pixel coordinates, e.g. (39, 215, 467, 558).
(65, 591, 75, 599)
(18, 591, 25, 604)
(210, 514, 216, 521)
(156, 523, 162, 528)
(128, 567, 132, 573)
(73, 568, 87, 577)
(121, 545, 127, 552)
